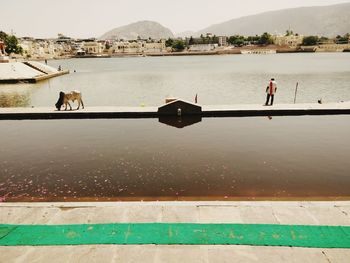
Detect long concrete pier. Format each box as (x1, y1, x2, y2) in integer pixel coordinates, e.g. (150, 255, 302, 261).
(1, 101, 350, 120)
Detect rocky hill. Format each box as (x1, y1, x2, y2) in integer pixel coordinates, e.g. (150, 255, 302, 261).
(175, 30, 196, 38)
(100, 21, 174, 40)
(196, 2, 350, 37)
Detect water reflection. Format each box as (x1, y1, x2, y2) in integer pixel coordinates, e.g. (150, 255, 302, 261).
(0, 116, 350, 202)
(158, 116, 202, 128)
(0, 92, 30, 107)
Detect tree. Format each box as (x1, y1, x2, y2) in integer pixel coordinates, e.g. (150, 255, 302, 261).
(246, 35, 260, 45)
(4, 35, 23, 54)
(258, 32, 273, 45)
(212, 35, 219, 44)
(345, 33, 350, 43)
(105, 41, 111, 50)
(172, 40, 185, 52)
(285, 30, 294, 36)
(0, 31, 7, 41)
(319, 36, 330, 44)
(165, 38, 174, 47)
(188, 36, 194, 45)
(335, 34, 350, 44)
(302, 36, 319, 46)
(228, 35, 245, 46)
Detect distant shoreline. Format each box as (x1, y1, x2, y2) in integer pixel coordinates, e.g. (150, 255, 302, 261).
(11, 46, 350, 62)
(71, 47, 347, 59)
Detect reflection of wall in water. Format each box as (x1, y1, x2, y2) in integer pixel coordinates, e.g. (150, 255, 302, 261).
(158, 116, 202, 128)
(0, 92, 31, 107)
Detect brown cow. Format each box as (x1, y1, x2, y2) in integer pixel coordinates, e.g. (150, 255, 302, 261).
(55, 91, 84, 111)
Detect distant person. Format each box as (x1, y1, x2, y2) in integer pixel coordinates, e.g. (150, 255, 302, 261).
(265, 78, 277, 106)
(45, 59, 47, 65)
(58, 65, 61, 71)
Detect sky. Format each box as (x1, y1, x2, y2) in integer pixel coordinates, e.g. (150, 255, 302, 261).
(1, 0, 349, 38)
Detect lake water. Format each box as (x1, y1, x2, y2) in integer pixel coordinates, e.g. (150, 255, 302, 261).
(1, 53, 350, 202)
(1, 53, 350, 107)
(1, 116, 350, 202)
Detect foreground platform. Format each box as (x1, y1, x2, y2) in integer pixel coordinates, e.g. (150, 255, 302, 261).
(1, 201, 349, 262)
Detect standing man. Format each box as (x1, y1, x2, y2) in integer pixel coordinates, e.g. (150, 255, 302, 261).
(265, 78, 277, 106)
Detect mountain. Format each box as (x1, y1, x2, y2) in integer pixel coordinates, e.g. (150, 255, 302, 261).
(175, 30, 196, 38)
(196, 2, 350, 37)
(100, 21, 174, 40)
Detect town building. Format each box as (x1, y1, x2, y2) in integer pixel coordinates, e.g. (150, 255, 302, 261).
(19, 38, 57, 59)
(0, 40, 9, 62)
(273, 34, 303, 48)
(81, 40, 104, 54)
(316, 43, 350, 52)
(144, 40, 166, 53)
(0, 41, 5, 55)
(218, 36, 228, 47)
(188, 44, 217, 52)
(112, 40, 166, 54)
(112, 41, 142, 53)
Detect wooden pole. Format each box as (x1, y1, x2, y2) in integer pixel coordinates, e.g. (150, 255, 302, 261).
(294, 82, 299, 104)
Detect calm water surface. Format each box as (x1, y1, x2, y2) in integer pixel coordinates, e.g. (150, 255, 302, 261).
(1, 53, 350, 107)
(1, 116, 349, 202)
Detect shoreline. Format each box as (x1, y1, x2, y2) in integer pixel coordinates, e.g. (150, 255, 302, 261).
(12, 46, 350, 62)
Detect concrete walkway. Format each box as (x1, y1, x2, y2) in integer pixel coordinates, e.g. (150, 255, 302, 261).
(1, 101, 350, 120)
(1, 201, 349, 262)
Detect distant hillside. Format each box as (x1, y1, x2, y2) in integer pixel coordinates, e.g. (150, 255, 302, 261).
(196, 2, 350, 37)
(175, 30, 196, 38)
(100, 21, 174, 40)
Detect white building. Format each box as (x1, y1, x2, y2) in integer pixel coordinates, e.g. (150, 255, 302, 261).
(218, 36, 228, 47)
(112, 40, 166, 54)
(82, 41, 104, 54)
(273, 34, 303, 48)
(144, 40, 166, 53)
(112, 41, 142, 53)
(188, 44, 217, 52)
(20, 38, 58, 59)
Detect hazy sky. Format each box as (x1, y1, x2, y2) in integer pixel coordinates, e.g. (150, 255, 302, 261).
(2, 0, 349, 38)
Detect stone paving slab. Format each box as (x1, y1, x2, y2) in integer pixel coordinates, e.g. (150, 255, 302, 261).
(1, 201, 349, 225)
(1, 245, 350, 263)
(1, 202, 349, 262)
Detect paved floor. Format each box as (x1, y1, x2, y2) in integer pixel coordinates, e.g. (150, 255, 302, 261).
(0, 201, 349, 262)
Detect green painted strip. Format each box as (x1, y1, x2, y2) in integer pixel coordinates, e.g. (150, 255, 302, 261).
(0, 223, 349, 248)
